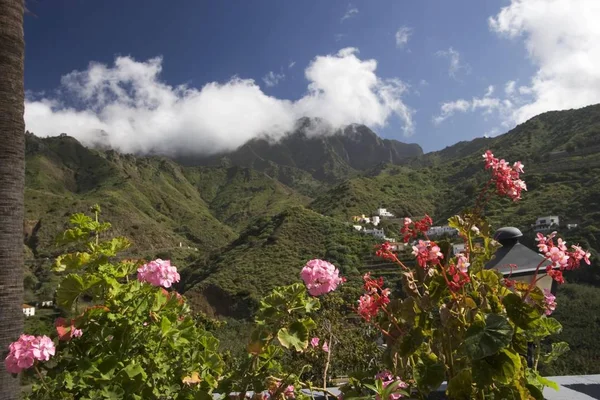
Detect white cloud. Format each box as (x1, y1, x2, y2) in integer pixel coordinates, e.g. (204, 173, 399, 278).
(263, 71, 285, 87)
(433, 86, 509, 125)
(341, 5, 358, 22)
(334, 33, 347, 42)
(433, 99, 470, 124)
(419, 79, 429, 86)
(435, 47, 471, 80)
(25, 49, 415, 155)
(504, 80, 516, 96)
(288, 61, 296, 69)
(490, 0, 600, 124)
(395, 26, 412, 48)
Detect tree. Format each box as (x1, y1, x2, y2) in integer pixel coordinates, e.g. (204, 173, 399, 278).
(0, 0, 26, 398)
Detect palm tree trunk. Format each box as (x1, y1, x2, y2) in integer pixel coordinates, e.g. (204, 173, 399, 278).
(0, 0, 26, 398)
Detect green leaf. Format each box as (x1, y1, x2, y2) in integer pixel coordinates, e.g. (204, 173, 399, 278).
(122, 362, 147, 379)
(446, 369, 472, 399)
(475, 270, 501, 287)
(503, 293, 541, 329)
(53, 252, 92, 272)
(247, 327, 271, 354)
(304, 297, 320, 313)
(398, 327, 424, 357)
(428, 274, 448, 302)
(161, 316, 172, 336)
(542, 341, 569, 364)
(56, 274, 101, 309)
(70, 213, 94, 228)
(277, 320, 309, 352)
(56, 227, 87, 245)
(152, 290, 168, 312)
(447, 215, 464, 232)
(380, 380, 409, 399)
(542, 318, 563, 335)
(528, 370, 559, 391)
(525, 384, 545, 400)
(464, 314, 514, 360)
(413, 351, 445, 393)
(473, 349, 521, 386)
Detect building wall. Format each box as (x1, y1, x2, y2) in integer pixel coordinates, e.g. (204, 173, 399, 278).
(23, 307, 35, 317)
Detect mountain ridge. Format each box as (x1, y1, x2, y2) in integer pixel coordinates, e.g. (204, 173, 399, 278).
(175, 121, 423, 186)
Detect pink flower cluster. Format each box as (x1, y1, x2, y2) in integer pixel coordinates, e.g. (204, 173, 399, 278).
(400, 215, 433, 243)
(482, 150, 527, 201)
(5, 334, 55, 374)
(446, 253, 471, 292)
(309, 337, 329, 352)
(412, 240, 443, 268)
(543, 289, 557, 316)
(137, 258, 180, 288)
(357, 274, 391, 321)
(300, 259, 344, 296)
(267, 380, 295, 399)
(375, 371, 408, 400)
(536, 232, 591, 284)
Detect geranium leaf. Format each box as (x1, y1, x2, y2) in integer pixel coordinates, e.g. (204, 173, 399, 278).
(277, 321, 309, 352)
(464, 314, 513, 360)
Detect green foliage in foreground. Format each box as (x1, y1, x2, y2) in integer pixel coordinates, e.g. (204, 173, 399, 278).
(24, 207, 335, 399)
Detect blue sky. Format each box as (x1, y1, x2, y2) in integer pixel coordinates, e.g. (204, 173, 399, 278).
(23, 0, 600, 154)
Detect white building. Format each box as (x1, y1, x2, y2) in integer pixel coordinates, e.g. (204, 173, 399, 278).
(426, 226, 458, 237)
(40, 300, 53, 307)
(372, 216, 381, 226)
(567, 223, 578, 230)
(352, 225, 363, 232)
(452, 243, 466, 256)
(23, 304, 35, 317)
(375, 208, 394, 218)
(534, 216, 559, 232)
(362, 228, 386, 239)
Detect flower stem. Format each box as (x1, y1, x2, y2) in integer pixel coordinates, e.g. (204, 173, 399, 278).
(323, 329, 333, 395)
(34, 364, 50, 392)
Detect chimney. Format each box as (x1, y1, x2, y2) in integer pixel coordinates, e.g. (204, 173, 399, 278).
(493, 227, 523, 248)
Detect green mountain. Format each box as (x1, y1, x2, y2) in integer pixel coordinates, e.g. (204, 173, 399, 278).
(24, 133, 308, 260)
(178, 120, 423, 192)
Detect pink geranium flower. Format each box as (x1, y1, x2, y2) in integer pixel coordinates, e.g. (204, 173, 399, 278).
(4, 334, 56, 374)
(310, 337, 320, 347)
(300, 259, 343, 296)
(137, 259, 180, 288)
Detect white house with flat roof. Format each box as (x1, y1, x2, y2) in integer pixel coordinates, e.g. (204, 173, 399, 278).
(426, 226, 458, 237)
(23, 304, 35, 317)
(452, 243, 466, 255)
(363, 228, 386, 239)
(534, 216, 559, 232)
(375, 208, 394, 218)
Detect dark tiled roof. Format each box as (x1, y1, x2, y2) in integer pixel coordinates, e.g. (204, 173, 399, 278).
(485, 242, 552, 275)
